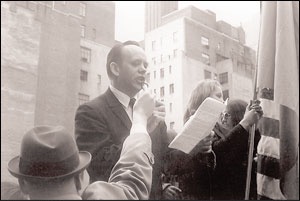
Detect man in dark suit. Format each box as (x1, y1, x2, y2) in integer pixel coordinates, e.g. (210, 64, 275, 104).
(75, 40, 170, 199)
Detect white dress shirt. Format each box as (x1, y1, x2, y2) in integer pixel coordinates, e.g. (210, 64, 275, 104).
(109, 85, 136, 121)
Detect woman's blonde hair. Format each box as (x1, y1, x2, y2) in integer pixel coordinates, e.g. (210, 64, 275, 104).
(183, 79, 222, 123)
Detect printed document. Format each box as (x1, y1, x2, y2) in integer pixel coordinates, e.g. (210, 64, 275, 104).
(169, 97, 225, 154)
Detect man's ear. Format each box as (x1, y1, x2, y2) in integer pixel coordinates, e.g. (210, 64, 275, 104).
(110, 62, 120, 77)
(74, 174, 81, 192)
(18, 178, 29, 194)
(76, 170, 90, 195)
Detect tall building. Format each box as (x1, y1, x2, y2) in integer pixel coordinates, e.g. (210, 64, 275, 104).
(145, 1, 178, 32)
(1, 1, 115, 183)
(145, 5, 256, 132)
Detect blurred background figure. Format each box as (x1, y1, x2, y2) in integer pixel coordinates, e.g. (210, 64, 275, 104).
(164, 79, 223, 200)
(212, 99, 262, 200)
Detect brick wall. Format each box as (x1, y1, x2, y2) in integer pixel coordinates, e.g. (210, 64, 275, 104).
(1, 2, 41, 183)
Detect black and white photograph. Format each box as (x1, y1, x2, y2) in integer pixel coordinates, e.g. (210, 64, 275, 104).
(1, 1, 299, 200)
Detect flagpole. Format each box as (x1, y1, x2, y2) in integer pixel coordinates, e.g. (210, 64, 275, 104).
(244, 118, 257, 200)
(244, 3, 262, 200)
(244, 62, 258, 200)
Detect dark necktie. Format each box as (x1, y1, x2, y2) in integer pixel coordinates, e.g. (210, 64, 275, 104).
(129, 98, 136, 109)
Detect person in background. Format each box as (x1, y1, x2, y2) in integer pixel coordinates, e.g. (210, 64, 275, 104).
(164, 79, 223, 200)
(212, 99, 262, 200)
(164, 80, 263, 200)
(7, 90, 158, 200)
(7, 125, 92, 200)
(75, 40, 175, 199)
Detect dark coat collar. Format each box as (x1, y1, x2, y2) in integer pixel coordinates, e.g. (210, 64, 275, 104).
(104, 88, 132, 130)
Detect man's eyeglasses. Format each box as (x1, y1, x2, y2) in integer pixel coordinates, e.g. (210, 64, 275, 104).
(222, 112, 231, 119)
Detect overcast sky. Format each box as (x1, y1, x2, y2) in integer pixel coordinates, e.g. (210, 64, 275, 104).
(115, 1, 260, 43)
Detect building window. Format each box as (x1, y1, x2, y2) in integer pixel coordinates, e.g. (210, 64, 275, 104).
(80, 70, 88, 81)
(78, 93, 89, 105)
(214, 73, 218, 80)
(160, 68, 164, 78)
(97, 74, 101, 87)
(246, 64, 252, 75)
(170, 121, 175, 129)
(152, 57, 156, 65)
(160, 54, 163, 63)
(160, 87, 164, 97)
(204, 70, 211, 79)
(201, 36, 209, 46)
(219, 72, 228, 84)
(169, 103, 173, 112)
(173, 49, 178, 58)
(238, 62, 246, 73)
(222, 90, 229, 100)
(217, 43, 221, 50)
(152, 40, 156, 51)
(79, 3, 86, 17)
(239, 45, 244, 56)
(173, 31, 178, 43)
(153, 71, 156, 79)
(154, 89, 157, 94)
(169, 65, 172, 74)
(169, 84, 174, 94)
(81, 47, 91, 63)
(81, 25, 85, 38)
(92, 28, 96, 40)
(146, 73, 150, 82)
(79, 3, 86, 16)
(160, 37, 163, 48)
(202, 53, 210, 65)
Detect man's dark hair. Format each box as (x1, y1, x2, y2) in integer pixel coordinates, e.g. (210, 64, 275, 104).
(106, 40, 141, 79)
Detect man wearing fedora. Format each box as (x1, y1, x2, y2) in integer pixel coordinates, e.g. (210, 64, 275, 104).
(8, 125, 91, 200)
(8, 91, 156, 200)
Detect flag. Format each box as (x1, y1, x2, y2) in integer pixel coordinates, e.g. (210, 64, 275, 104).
(256, 1, 299, 200)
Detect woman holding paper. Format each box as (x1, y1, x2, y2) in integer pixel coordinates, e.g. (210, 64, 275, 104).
(164, 80, 263, 200)
(164, 79, 224, 200)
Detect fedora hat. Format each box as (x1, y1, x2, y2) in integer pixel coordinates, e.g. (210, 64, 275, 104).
(8, 125, 91, 180)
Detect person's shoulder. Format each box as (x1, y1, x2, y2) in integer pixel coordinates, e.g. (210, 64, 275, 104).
(88, 94, 106, 107)
(80, 89, 110, 109)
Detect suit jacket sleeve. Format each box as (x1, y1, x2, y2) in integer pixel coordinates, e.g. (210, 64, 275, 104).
(82, 125, 154, 200)
(75, 104, 122, 182)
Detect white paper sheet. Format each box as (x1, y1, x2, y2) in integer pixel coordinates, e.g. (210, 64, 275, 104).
(169, 97, 225, 154)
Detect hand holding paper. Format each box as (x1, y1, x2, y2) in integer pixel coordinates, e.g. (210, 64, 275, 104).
(169, 97, 225, 154)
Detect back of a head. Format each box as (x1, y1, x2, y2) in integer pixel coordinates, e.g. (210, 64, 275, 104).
(184, 79, 221, 123)
(8, 125, 91, 198)
(23, 176, 72, 192)
(226, 99, 248, 127)
(106, 40, 141, 79)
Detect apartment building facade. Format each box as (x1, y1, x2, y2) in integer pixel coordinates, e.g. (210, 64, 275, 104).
(145, 4, 256, 132)
(1, 1, 114, 182)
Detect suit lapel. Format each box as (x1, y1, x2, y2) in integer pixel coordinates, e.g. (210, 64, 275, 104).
(105, 88, 132, 130)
